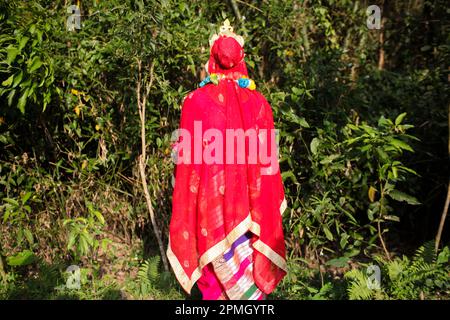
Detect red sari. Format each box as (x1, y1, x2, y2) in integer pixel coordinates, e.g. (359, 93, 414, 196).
(167, 34, 287, 299)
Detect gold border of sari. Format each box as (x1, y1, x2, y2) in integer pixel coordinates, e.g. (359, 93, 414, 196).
(167, 197, 288, 294)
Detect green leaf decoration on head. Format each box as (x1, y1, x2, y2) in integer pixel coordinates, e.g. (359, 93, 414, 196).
(210, 73, 219, 85)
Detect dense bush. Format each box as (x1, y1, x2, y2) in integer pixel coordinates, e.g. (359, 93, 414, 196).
(0, 0, 448, 299)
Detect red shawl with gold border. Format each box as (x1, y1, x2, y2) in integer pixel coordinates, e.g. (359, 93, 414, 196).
(167, 33, 287, 295)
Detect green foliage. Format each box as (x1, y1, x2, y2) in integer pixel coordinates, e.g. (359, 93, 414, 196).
(273, 257, 347, 300)
(286, 113, 420, 258)
(345, 243, 450, 300)
(0, 2, 55, 113)
(63, 201, 110, 261)
(0, 0, 448, 299)
(6, 249, 36, 267)
(274, 243, 449, 300)
(127, 256, 183, 300)
(137, 255, 160, 294)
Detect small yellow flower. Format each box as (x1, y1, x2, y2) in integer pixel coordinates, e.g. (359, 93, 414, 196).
(71, 88, 86, 96)
(74, 105, 81, 117)
(248, 80, 256, 90)
(95, 124, 101, 131)
(284, 49, 294, 57)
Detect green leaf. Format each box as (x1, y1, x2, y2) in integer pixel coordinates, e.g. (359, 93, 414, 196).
(387, 189, 420, 205)
(323, 225, 334, 241)
(7, 89, 16, 106)
(79, 234, 90, 255)
(310, 137, 320, 155)
(389, 138, 414, 152)
(6, 46, 19, 64)
(286, 112, 310, 128)
(320, 154, 340, 164)
(326, 256, 348, 268)
(345, 248, 360, 257)
(395, 112, 407, 125)
(376, 147, 389, 162)
(437, 247, 449, 264)
(340, 233, 349, 249)
(391, 166, 398, 179)
(2, 210, 11, 223)
(101, 238, 112, 252)
(28, 56, 43, 73)
(87, 202, 105, 225)
(298, 117, 310, 128)
(2, 75, 14, 87)
(384, 215, 400, 222)
(18, 88, 29, 113)
(378, 115, 391, 127)
(22, 191, 32, 204)
(6, 250, 36, 266)
(24, 228, 34, 245)
(291, 87, 303, 96)
(367, 207, 375, 221)
(12, 71, 23, 88)
(93, 210, 105, 225)
(3, 197, 19, 207)
(398, 166, 418, 176)
(18, 36, 29, 51)
(67, 230, 77, 250)
(281, 170, 298, 184)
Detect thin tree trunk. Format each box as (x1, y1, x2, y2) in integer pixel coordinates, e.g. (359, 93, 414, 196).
(378, 18, 386, 70)
(378, 1, 386, 70)
(378, 219, 391, 260)
(136, 60, 169, 272)
(435, 183, 450, 252)
(0, 244, 6, 283)
(435, 103, 450, 251)
(229, 0, 242, 22)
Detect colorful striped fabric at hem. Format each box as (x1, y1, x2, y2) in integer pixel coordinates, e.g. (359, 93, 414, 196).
(208, 231, 265, 300)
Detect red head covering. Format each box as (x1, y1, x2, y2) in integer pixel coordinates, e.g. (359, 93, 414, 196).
(208, 35, 248, 77)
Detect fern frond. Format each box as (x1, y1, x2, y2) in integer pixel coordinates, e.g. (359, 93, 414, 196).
(344, 269, 374, 300)
(137, 256, 161, 291)
(414, 241, 436, 264)
(385, 258, 405, 281)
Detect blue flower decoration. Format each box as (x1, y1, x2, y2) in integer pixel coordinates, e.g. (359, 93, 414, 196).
(238, 78, 250, 88)
(199, 75, 210, 87)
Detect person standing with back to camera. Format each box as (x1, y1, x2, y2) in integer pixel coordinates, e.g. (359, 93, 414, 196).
(167, 20, 288, 300)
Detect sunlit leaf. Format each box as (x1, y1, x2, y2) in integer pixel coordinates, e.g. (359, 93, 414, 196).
(387, 189, 420, 205)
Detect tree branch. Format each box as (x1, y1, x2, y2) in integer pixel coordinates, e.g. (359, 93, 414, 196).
(435, 102, 450, 251)
(136, 60, 169, 271)
(229, 0, 242, 22)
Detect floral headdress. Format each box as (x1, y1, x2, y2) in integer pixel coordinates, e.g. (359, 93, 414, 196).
(201, 20, 255, 90)
(209, 19, 244, 48)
